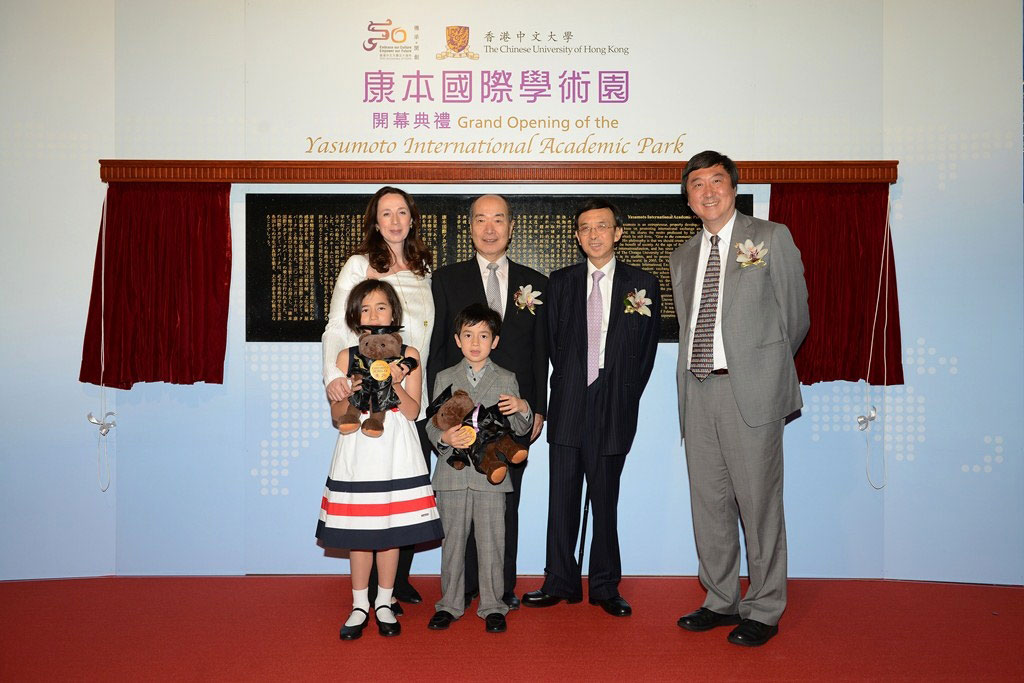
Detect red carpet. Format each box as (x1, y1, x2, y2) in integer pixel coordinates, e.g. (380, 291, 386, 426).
(2, 576, 1021, 681)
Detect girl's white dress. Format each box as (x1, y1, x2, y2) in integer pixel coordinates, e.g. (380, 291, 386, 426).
(316, 346, 442, 550)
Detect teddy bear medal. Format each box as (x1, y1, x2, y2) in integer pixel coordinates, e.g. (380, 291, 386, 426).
(369, 360, 392, 381)
(460, 405, 481, 445)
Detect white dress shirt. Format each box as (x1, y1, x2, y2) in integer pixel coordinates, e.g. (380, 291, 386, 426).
(687, 211, 736, 371)
(476, 252, 509, 318)
(586, 256, 616, 369)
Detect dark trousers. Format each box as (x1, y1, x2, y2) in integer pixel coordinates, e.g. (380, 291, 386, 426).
(464, 457, 526, 598)
(541, 375, 626, 601)
(368, 418, 432, 603)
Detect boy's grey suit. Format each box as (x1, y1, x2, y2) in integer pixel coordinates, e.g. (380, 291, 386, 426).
(427, 359, 533, 618)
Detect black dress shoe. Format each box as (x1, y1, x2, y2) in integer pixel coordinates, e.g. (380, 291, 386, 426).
(521, 590, 583, 608)
(589, 595, 632, 617)
(501, 592, 520, 610)
(464, 589, 479, 608)
(339, 608, 369, 640)
(677, 607, 742, 632)
(427, 610, 457, 630)
(389, 601, 403, 617)
(393, 584, 422, 604)
(727, 618, 778, 646)
(374, 605, 401, 637)
(484, 613, 507, 633)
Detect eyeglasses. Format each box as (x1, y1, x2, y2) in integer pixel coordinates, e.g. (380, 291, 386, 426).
(577, 224, 616, 236)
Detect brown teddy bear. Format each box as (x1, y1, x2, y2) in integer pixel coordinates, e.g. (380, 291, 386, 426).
(426, 385, 528, 485)
(331, 325, 418, 438)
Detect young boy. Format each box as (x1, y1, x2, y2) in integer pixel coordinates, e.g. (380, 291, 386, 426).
(426, 303, 534, 634)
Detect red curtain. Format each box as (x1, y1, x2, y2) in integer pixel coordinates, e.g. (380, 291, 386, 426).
(80, 183, 232, 389)
(769, 183, 903, 386)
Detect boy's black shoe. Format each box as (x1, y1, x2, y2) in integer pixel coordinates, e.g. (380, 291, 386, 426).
(485, 613, 507, 633)
(428, 610, 457, 630)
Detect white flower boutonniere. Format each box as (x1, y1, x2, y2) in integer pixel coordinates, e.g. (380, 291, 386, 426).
(623, 289, 652, 316)
(735, 239, 769, 268)
(513, 284, 543, 315)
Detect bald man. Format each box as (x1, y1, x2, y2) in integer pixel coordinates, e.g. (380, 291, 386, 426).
(429, 194, 549, 610)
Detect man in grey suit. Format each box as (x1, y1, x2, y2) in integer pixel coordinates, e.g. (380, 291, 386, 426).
(669, 150, 809, 647)
(425, 303, 534, 634)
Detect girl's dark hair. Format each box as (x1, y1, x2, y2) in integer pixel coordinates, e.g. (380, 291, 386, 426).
(354, 186, 433, 277)
(344, 279, 404, 332)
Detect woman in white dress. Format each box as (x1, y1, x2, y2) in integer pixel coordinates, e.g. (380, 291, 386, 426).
(322, 186, 435, 607)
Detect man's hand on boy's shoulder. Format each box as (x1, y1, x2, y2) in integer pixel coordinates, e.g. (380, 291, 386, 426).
(497, 394, 529, 417)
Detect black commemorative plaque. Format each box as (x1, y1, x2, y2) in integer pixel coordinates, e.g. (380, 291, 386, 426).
(246, 193, 753, 342)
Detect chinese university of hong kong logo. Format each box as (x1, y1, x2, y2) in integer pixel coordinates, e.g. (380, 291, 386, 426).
(437, 25, 479, 60)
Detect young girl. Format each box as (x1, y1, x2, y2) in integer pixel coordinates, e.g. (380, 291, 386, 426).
(316, 279, 443, 640)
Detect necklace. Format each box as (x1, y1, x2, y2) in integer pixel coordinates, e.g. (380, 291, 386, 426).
(391, 270, 430, 333)
(367, 249, 427, 330)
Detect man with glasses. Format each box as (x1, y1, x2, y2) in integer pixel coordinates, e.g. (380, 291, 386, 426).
(522, 198, 660, 617)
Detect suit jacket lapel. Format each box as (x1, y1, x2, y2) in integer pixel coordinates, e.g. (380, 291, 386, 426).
(475, 363, 498, 404)
(505, 260, 523, 326)
(606, 260, 629, 360)
(722, 212, 751, 320)
(677, 237, 701, 334)
(570, 263, 588, 374)
(460, 258, 487, 305)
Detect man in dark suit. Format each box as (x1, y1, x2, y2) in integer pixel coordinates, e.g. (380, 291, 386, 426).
(670, 150, 809, 646)
(522, 198, 660, 617)
(429, 194, 548, 610)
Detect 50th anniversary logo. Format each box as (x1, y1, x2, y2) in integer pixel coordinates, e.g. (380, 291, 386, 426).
(303, 20, 686, 158)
